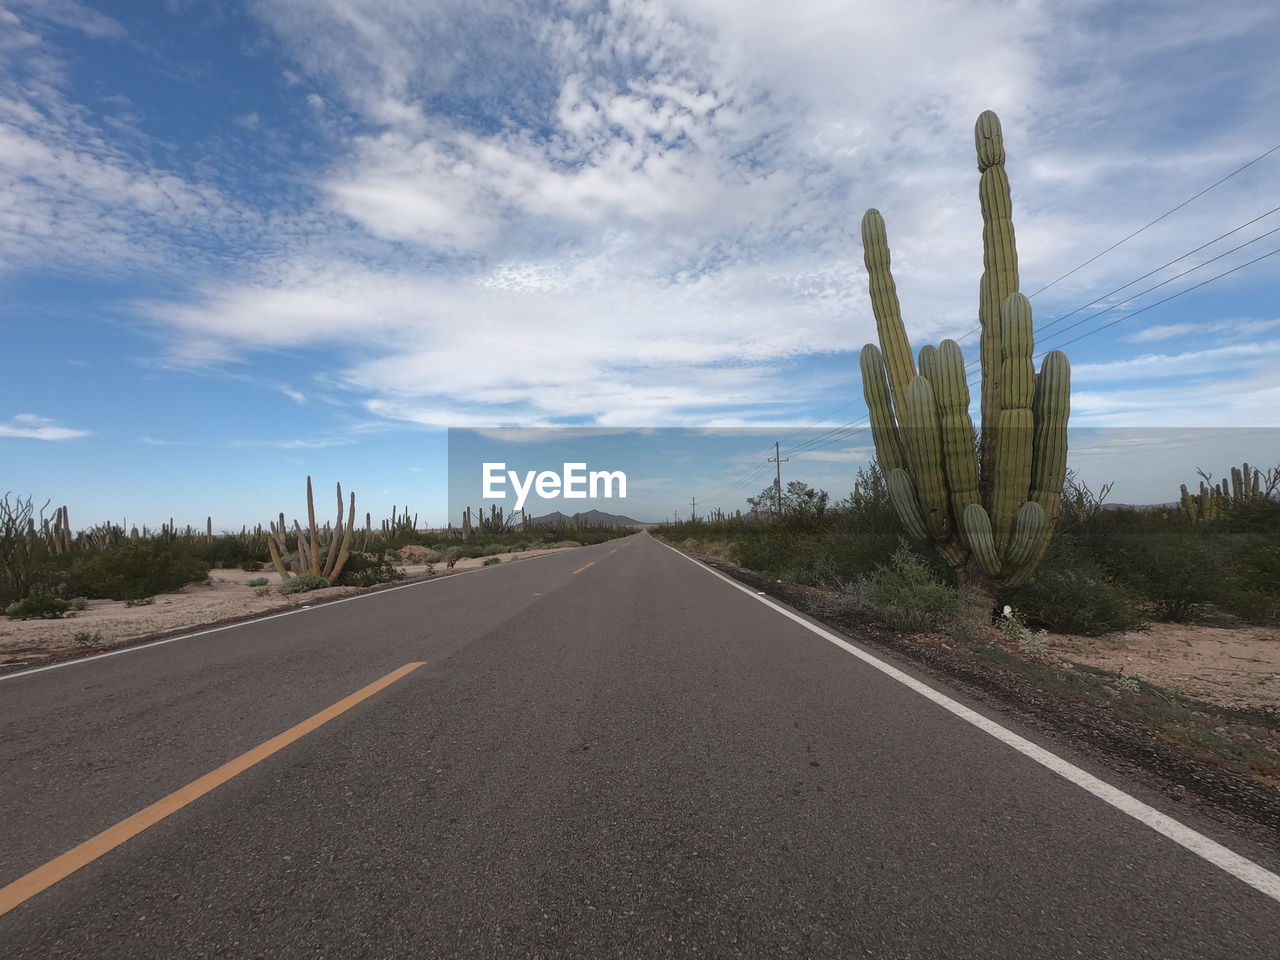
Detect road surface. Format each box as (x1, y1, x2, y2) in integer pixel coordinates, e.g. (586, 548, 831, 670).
(2, 532, 1278, 958)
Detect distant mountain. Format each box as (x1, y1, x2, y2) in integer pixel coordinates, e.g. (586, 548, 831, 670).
(528, 508, 647, 527)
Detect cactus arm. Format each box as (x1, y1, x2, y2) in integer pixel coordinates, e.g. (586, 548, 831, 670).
(305, 476, 321, 576)
(1005, 501, 1047, 574)
(861, 209, 917, 421)
(267, 535, 291, 581)
(917, 344, 940, 386)
(887, 468, 930, 541)
(322, 482, 345, 580)
(860, 344, 906, 473)
(961, 504, 1003, 578)
(934, 339, 981, 527)
(1029, 350, 1071, 524)
(293, 520, 312, 572)
(904, 376, 952, 541)
(975, 111, 1020, 500)
(329, 491, 357, 583)
(991, 293, 1036, 552)
(1180, 483, 1197, 520)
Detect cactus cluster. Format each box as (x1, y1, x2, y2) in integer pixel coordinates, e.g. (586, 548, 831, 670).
(859, 111, 1070, 608)
(267, 476, 355, 583)
(1181, 461, 1271, 520)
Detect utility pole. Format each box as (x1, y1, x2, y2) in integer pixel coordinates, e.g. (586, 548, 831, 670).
(769, 441, 789, 515)
(690, 497, 697, 522)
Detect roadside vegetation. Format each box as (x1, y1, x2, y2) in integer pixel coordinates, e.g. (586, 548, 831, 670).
(661, 464, 1280, 635)
(0, 478, 632, 616)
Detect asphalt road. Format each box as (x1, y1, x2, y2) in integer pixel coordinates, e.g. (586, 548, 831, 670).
(2, 532, 1278, 958)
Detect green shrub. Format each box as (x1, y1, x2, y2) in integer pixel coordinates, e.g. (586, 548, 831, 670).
(67, 541, 210, 601)
(1003, 562, 1147, 635)
(73, 630, 103, 647)
(239, 559, 264, 572)
(856, 544, 959, 633)
(1216, 540, 1280, 624)
(482, 556, 502, 566)
(278, 573, 329, 595)
(334, 554, 405, 587)
(1096, 531, 1226, 621)
(68, 596, 88, 611)
(1114, 676, 1141, 694)
(246, 577, 269, 587)
(125, 596, 155, 607)
(5, 594, 70, 620)
(995, 609, 1051, 655)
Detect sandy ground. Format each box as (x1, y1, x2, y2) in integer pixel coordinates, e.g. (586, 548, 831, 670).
(1050, 622, 1280, 711)
(0, 546, 576, 671)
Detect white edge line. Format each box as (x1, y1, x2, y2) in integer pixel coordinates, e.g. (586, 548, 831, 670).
(0, 546, 584, 682)
(655, 537, 1280, 905)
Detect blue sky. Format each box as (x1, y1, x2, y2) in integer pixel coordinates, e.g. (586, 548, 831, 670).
(2, 0, 1278, 528)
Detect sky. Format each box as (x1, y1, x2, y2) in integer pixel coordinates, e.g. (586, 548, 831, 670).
(1, 0, 1278, 529)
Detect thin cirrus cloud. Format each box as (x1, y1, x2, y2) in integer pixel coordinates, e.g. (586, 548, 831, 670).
(1125, 317, 1280, 343)
(0, 414, 90, 440)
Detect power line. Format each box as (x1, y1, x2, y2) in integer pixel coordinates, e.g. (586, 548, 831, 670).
(1038, 244, 1280, 354)
(757, 244, 1280, 471)
(1034, 204, 1280, 337)
(1026, 141, 1280, 299)
(950, 143, 1280, 346)
(706, 149, 1280, 497)
(700, 459, 774, 506)
(1035, 222, 1280, 351)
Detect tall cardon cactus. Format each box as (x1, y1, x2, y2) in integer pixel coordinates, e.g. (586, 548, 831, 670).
(859, 111, 1071, 620)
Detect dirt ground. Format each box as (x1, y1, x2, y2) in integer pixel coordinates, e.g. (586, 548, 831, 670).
(0, 546, 576, 671)
(1049, 622, 1280, 711)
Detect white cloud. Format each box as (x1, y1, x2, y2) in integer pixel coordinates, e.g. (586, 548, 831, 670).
(0, 11, 248, 273)
(0, 413, 90, 440)
(1072, 340, 1280, 382)
(1125, 317, 1280, 343)
(8, 0, 1280, 432)
(139, 249, 861, 425)
(10, 0, 126, 39)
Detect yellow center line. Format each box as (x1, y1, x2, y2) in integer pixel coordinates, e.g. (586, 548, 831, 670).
(0, 661, 425, 919)
(571, 561, 595, 575)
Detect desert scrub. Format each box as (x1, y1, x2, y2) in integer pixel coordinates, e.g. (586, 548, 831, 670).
(73, 630, 103, 647)
(5, 594, 70, 620)
(66, 541, 210, 601)
(278, 573, 329, 595)
(857, 543, 959, 633)
(124, 596, 155, 607)
(996, 608, 1050, 656)
(482, 556, 502, 566)
(1002, 561, 1146, 636)
(334, 553, 405, 588)
(246, 577, 269, 587)
(68, 596, 88, 611)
